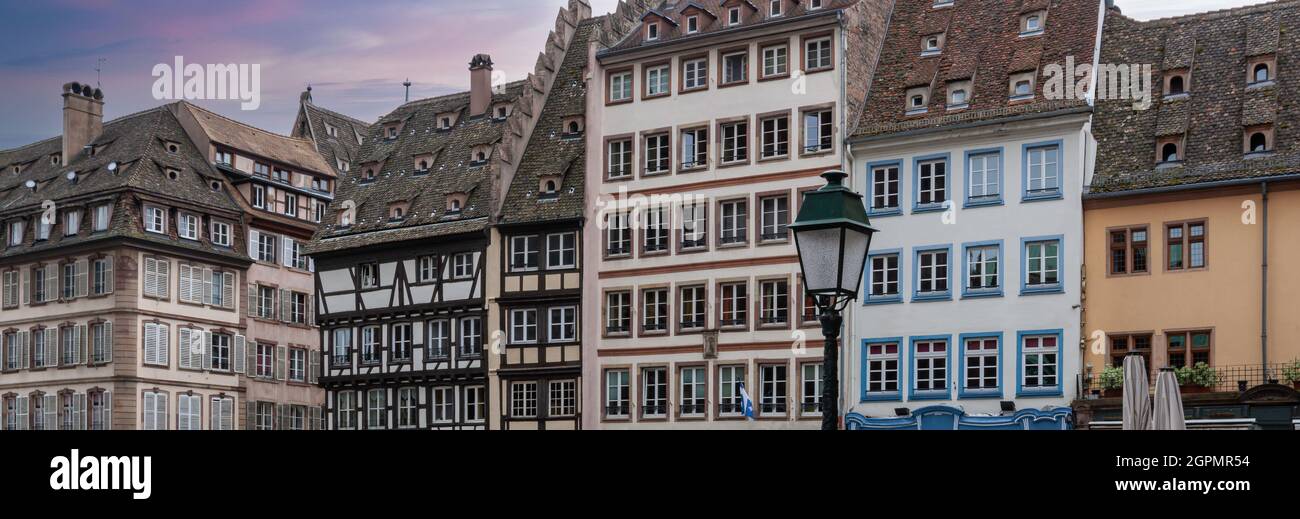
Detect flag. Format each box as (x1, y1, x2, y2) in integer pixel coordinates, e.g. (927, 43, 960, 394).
(738, 382, 755, 421)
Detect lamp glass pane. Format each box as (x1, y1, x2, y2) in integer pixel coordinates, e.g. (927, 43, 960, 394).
(795, 227, 843, 292)
(839, 227, 870, 295)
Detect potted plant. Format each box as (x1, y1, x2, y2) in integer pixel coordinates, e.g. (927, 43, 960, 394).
(1282, 361, 1300, 390)
(1177, 363, 1219, 394)
(1099, 366, 1124, 397)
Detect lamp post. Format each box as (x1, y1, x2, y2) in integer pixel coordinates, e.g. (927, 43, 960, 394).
(789, 170, 877, 430)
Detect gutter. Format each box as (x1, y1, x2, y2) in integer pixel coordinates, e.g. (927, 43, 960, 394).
(1082, 172, 1300, 200)
(1261, 182, 1269, 371)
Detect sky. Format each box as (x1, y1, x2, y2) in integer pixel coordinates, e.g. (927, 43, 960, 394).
(0, 0, 1274, 149)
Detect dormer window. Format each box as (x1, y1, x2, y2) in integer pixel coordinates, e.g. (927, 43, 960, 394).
(539, 175, 562, 198)
(364, 168, 376, 182)
(1247, 55, 1275, 85)
(1244, 125, 1274, 155)
(810, 0, 824, 9)
(1020, 11, 1046, 36)
(446, 193, 468, 215)
(905, 86, 930, 115)
(215, 150, 232, 165)
(921, 34, 944, 56)
(769, 0, 783, 17)
(1157, 135, 1184, 164)
(947, 80, 972, 109)
(562, 116, 585, 137)
(386, 125, 399, 140)
(338, 211, 352, 227)
(470, 145, 492, 165)
(439, 116, 453, 130)
(647, 22, 659, 41)
(326, 124, 338, 137)
(1165, 70, 1188, 96)
(1009, 71, 1036, 100)
(728, 7, 741, 26)
(413, 153, 433, 174)
(387, 202, 410, 222)
(933, 0, 954, 7)
(494, 104, 510, 120)
(687, 16, 699, 34)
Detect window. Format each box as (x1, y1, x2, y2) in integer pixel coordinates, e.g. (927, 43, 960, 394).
(912, 338, 949, 396)
(255, 401, 274, 430)
(719, 199, 747, 245)
(1109, 334, 1152, 369)
(642, 288, 669, 333)
(759, 279, 789, 326)
(547, 232, 576, 269)
(430, 387, 453, 424)
(923, 34, 942, 54)
(142, 391, 167, 430)
(463, 386, 485, 423)
(208, 333, 230, 371)
(607, 139, 632, 179)
(769, 0, 782, 17)
(950, 88, 968, 106)
(366, 389, 387, 429)
(1109, 226, 1149, 275)
(397, 387, 418, 428)
(606, 213, 631, 257)
(721, 50, 748, 85)
(646, 22, 659, 41)
(255, 232, 277, 263)
(427, 320, 449, 358)
(1168, 74, 1186, 95)
(966, 151, 1001, 205)
(177, 393, 201, 430)
(1012, 79, 1033, 98)
(728, 7, 741, 26)
(215, 150, 232, 165)
(916, 247, 950, 298)
(762, 44, 788, 77)
(91, 322, 111, 363)
(679, 285, 706, 331)
(679, 367, 706, 417)
(759, 194, 789, 242)
(144, 206, 166, 234)
(964, 243, 1000, 296)
(801, 363, 823, 415)
(418, 255, 438, 282)
(60, 325, 79, 365)
(4, 332, 20, 370)
(916, 158, 947, 208)
(604, 369, 630, 418)
(1247, 130, 1271, 153)
(1019, 332, 1060, 395)
(760, 115, 789, 159)
(609, 70, 632, 102)
(510, 235, 539, 271)
(143, 257, 169, 298)
(507, 382, 537, 419)
(1160, 142, 1181, 163)
(510, 309, 537, 344)
(645, 63, 670, 97)
(37, 215, 51, 241)
(1025, 143, 1061, 199)
(252, 185, 265, 208)
(210, 221, 230, 247)
(686, 15, 699, 34)
(1020, 12, 1045, 35)
(643, 206, 669, 253)
(90, 391, 109, 430)
(867, 253, 900, 301)
(549, 306, 576, 342)
(720, 120, 749, 164)
(681, 127, 708, 169)
(256, 343, 275, 378)
(1167, 331, 1212, 369)
(330, 328, 352, 366)
(804, 36, 833, 71)
(759, 364, 787, 415)
(1022, 238, 1062, 293)
(870, 163, 900, 213)
(644, 133, 670, 175)
(335, 392, 355, 430)
(680, 203, 707, 249)
(360, 326, 380, 365)
(87, 258, 108, 296)
(1, 271, 16, 308)
(1166, 221, 1206, 270)
(962, 336, 999, 394)
(63, 210, 81, 236)
(683, 57, 708, 91)
(459, 317, 482, 356)
(802, 109, 833, 153)
(718, 365, 746, 415)
(605, 291, 631, 334)
(390, 324, 412, 362)
(7, 221, 22, 246)
(452, 252, 474, 279)
(284, 193, 298, 217)
(719, 282, 747, 328)
(61, 263, 76, 300)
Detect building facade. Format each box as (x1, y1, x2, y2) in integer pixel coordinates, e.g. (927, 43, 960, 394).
(1076, 2, 1300, 430)
(844, 0, 1104, 427)
(584, 0, 890, 429)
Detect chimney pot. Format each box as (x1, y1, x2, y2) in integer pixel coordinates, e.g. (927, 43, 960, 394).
(469, 54, 494, 117)
(62, 81, 105, 166)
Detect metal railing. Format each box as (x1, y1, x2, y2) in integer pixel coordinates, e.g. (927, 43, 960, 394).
(1081, 362, 1300, 395)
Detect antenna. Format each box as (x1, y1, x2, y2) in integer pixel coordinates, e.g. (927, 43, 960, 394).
(95, 58, 107, 88)
(403, 78, 412, 103)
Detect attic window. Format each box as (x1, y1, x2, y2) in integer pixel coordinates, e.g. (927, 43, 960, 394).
(539, 176, 561, 198)
(562, 116, 585, 137)
(165, 142, 179, 154)
(388, 202, 410, 222)
(326, 124, 338, 137)
(446, 194, 467, 214)
(495, 105, 510, 119)
(339, 211, 352, 227)
(440, 117, 453, 130)
(1020, 12, 1046, 36)
(905, 86, 929, 115)
(810, 0, 823, 9)
(414, 154, 432, 174)
(1247, 56, 1275, 86)
(1157, 135, 1184, 165)
(921, 34, 944, 56)
(1009, 71, 1035, 100)
(933, 0, 954, 7)
(392, 207, 403, 220)
(769, 0, 783, 18)
(947, 80, 971, 109)
(728, 7, 741, 26)
(363, 168, 376, 182)
(210, 181, 222, 191)
(386, 125, 399, 140)
(471, 145, 491, 165)
(1166, 72, 1188, 96)
(50, 154, 60, 166)
(687, 16, 699, 34)
(167, 169, 180, 181)
(1244, 125, 1274, 155)
(647, 22, 659, 41)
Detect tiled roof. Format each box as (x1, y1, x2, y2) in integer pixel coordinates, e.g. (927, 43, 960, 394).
(498, 19, 603, 226)
(607, 0, 858, 53)
(852, 0, 1100, 139)
(1090, 1, 1300, 194)
(184, 102, 335, 177)
(295, 91, 372, 177)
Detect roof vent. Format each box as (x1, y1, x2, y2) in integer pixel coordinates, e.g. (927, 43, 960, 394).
(24, 180, 37, 192)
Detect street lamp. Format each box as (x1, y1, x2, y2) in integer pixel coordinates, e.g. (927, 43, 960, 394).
(789, 170, 877, 430)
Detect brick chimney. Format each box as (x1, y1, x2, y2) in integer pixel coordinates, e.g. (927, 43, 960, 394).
(469, 54, 494, 117)
(62, 82, 104, 166)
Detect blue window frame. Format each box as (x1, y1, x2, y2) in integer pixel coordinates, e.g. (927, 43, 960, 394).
(863, 249, 904, 305)
(861, 338, 903, 402)
(957, 332, 1003, 399)
(909, 335, 951, 400)
(960, 240, 1003, 299)
(912, 153, 950, 213)
(1022, 140, 1063, 202)
(1016, 329, 1063, 397)
(1020, 235, 1064, 295)
(912, 244, 953, 302)
(964, 147, 1004, 208)
(866, 160, 903, 217)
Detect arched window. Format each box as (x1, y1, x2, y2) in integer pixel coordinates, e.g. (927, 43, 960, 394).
(1162, 143, 1180, 163)
(1169, 76, 1185, 95)
(545, 180, 557, 192)
(1250, 133, 1268, 153)
(568, 121, 580, 134)
(450, 199, 462, 212)
(1254, 64, 1270, 83)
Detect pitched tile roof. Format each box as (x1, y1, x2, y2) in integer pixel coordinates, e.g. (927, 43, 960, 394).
(1090, 1, 1300, 194)
(852, 0, 1100, 139)
(607, 0, 858, 53)
(294, 90, 372, 177)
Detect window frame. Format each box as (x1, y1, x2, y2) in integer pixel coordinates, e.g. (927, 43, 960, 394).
(909, 335, 952, 400)
(801, 33, 834, 73)
(912, 153, 950, 212)
(1016, 329, 1063, 397)
(960, 240, 1004, 299)
(1022, 140, 1064, 202)
(1108, 225, 1150, 276)
(1164, 219, 1208, 272)
(861, 338, 903, 401)
(964, 148, 1004, 208)
(912, 244, 953, 302)
(606, 68, 634, 105)
(1020, 235, 1064, 295)
(866, 160, 902, 217)
(863, 249, 903, 305)
(957, 333, 1003, 398)
(642, 61, 671, 100)
(718, 47, 750, 87)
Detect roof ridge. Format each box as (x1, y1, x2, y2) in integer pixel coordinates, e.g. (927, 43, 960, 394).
(305, 101, 372, 128)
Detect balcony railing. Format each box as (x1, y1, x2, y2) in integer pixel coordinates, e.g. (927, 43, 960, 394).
(1081, 362, 1300, 396)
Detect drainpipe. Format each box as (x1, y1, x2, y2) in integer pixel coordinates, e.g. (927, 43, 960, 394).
(1260, 182, 1269, 371)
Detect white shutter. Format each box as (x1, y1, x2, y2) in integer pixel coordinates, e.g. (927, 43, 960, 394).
(158, 393, 168, 430)
(43, 267, 57, 303)
(18, 331, 28, 369)
(202, 267, 214, 305)
(221, 398, 233, 430)
(248, 230, 261, 260)
(308, 295, 316, 326)
(75, 259, 88, 298)
(76, 324, 87, 364)
(16, 396, 27, 430)
(143, 259, 156, 297)
(275, 345, 287, 381)
(234, 334, 246, 374)
(21, 268, 29, 305)
(143, 393, 155, 430)
(279, 289, 290, 322)
(103, 390, 112, 430)
(179, 395, 191, 430)
(74, 394, 86, 430)
(198, 331, 210, 371)
(43, 395, 56, 430)
(282, 237, 295, 268)
(179, 265, 192, 303)
(45, 330, 56, 367)
(247, 284, 258, 317)
(309, 349, 320, 384)
(102, 321, 113, 363)
(156, 260, 170, 299)
(157, 324, 170, 366)
(103, 256, 114, 294)
(178, 328, 193, 369)
(222, 273, 235, 309)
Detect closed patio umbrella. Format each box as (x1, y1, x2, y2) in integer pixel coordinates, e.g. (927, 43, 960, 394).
(1152, 368, 1187, 431)
(1121, 355, 1151, 430)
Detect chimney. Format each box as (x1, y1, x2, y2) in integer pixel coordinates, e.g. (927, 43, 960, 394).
(62, 82, 104, 166)
(469, 54, 494, 117)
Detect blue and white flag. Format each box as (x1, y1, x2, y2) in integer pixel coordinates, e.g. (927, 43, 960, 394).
(738, 382, 756, 421)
